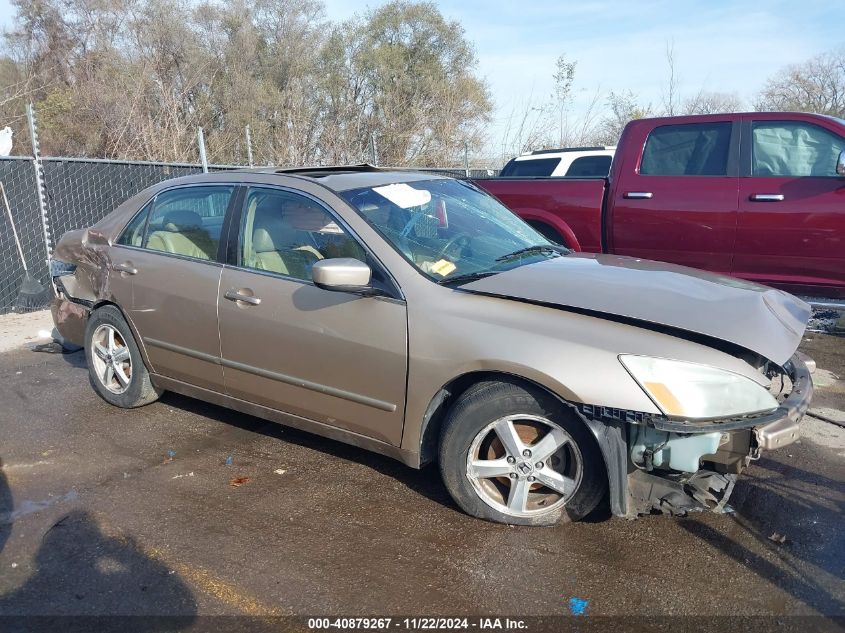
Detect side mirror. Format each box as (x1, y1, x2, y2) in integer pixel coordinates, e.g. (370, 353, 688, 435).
(312, 258, 376, 295)
(838, 150, 845, 176)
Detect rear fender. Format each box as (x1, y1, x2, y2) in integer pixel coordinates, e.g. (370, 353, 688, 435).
(514, 208, 582, 251)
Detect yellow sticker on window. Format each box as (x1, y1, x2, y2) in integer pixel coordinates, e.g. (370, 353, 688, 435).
(430, 259, 457, 276)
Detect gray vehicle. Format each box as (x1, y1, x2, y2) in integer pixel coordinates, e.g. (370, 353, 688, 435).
(50, 165, 814, 525)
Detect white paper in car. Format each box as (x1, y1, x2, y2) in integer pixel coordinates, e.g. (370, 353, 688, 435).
(373, 183, 431, 208)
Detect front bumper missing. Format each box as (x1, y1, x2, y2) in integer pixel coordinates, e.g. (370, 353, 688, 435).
(753, 355, 813, 450)
(648, 354, 813, 450)
(581, 354, 814, 519)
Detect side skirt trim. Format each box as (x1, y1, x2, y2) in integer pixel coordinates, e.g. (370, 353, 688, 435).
(144, 337, 397, 413)
(149, 374, 420, 468)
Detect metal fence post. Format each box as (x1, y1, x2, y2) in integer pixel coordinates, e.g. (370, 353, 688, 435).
(369, 133, 378, 166)
(26, 102, 51, 264)
(197, 127, 208, 173)
(245, 125, 254, 167)
(464, 142, 469, 177)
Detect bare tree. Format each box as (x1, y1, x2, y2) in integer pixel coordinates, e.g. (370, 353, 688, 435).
(662, 40, 679, 116)
(551, 54, 576, 147)
(596, 90, 652, 145)
(756, 48, 845, 116)
(0, 0, 492, 165)
(682, 90, 743, 115)
(498, 84, 555, 161)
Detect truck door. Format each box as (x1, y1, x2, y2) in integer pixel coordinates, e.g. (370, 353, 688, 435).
(735, 116, 845, 297)
(609, 119, 739, 274)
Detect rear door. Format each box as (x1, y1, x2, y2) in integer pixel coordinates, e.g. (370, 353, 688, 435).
(735, 116, 845, 296)
(609, 119, 739, 272)
(109, 184, 235, 390)
(217, 185, 408, 445)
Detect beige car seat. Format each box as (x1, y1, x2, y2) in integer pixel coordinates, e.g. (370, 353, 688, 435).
(147, 210, 216, 260)
(246, 198, 322, 279)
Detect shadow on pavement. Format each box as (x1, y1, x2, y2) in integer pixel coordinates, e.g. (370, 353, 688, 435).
(0, 459, 11, 553)
(0, 509, 197, 626)
(159, 390, 614, 524)
(679, 456, 845, 615)
(159, 391, 458, 511)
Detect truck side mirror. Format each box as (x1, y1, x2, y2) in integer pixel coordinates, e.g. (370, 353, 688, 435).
(838, 150, 845, 176)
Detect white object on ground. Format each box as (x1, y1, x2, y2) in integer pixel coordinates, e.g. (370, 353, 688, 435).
(0, 127, 12, 156)
(0, 309, 55, 353)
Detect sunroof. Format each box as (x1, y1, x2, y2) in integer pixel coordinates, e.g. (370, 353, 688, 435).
(274, 164, 382, 177)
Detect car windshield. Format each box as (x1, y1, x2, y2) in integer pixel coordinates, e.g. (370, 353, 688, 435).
(340, 179, 567, 283)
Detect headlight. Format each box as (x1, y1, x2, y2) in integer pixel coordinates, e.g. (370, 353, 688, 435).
(619, 355, 778, 419)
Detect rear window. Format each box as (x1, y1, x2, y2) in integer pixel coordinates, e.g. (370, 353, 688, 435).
(640, 122, 732, 176)
(564, 155, 612, 177)
(500, 157, 561, 177)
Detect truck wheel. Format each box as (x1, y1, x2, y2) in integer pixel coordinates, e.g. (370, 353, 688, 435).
(84, 305, 161, 408)
(527, 221, 566, 246)
(439, 379, 606, 526)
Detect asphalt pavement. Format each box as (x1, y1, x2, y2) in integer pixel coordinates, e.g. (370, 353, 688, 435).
(0, 330, 842, 627)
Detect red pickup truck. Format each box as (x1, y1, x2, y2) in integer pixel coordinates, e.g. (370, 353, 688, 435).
(475, 112, 845, 299)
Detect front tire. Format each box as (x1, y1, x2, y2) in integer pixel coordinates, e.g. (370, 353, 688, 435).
(439, 379, 606, 526)
(84, 305, 161, 408)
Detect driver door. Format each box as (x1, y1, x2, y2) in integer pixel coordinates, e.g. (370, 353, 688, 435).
(217, 186, 409, 446)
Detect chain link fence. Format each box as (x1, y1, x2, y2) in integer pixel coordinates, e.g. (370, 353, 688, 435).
(0, 156, 499, 314)
(0, 157, 46, 314)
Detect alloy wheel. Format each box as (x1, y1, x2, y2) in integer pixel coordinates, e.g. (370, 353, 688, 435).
(466, 414, 583, 518)
(91, 324, 133, 394)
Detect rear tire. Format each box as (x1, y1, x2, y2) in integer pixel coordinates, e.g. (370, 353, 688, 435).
(439, 379, 606, 526)
(84, 305, 161, 408)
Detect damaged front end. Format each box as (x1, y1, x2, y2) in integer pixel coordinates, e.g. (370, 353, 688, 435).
(580, 354, 814, 518)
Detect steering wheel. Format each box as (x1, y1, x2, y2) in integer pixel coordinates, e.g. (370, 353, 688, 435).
(437, 233, 472, 260)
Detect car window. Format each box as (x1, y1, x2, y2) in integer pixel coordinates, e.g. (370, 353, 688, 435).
(116, 202, 150, 247)
(640, 122, 732, 176)
(341, 179, 559, 283)
(752, 121, 845, 177)
(125, 186, 234, 261)
(499, 157, 561, 177)
(239, 187, 366, 282)
(565, 155, 612, 177)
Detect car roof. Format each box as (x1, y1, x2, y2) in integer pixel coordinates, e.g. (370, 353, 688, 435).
(233, 164, 451, 192)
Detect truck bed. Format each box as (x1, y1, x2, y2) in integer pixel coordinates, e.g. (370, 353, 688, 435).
(473, 178, 606, 252)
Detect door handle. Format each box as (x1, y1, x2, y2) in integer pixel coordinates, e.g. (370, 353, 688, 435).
(750, 193, 785, 202)
(623, 191, 653, 199)
(112, 262, 137, 275)
(224, 288, 261, 306)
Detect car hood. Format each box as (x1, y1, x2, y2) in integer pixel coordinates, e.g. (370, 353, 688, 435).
(461, 253, 810, 365)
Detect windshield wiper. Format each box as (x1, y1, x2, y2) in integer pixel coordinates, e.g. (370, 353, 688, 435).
(437, 270, 498, 286)
(495, 244, 569, 262)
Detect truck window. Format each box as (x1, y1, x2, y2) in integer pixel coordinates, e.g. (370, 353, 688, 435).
(500, 157, 561, 177)
(752, 121, 845, 177)
(640, 122, 732, 176)
(565, 155, 612, 177)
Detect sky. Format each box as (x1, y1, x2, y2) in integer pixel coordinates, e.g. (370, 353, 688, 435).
(1, 0, 842, 160)
(330, 0, 841, 158)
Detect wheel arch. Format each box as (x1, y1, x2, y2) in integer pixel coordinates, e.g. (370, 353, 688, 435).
(89, 299, 155, 371)
(516, 208, 581, 251)
(416, 370, 628, 516)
